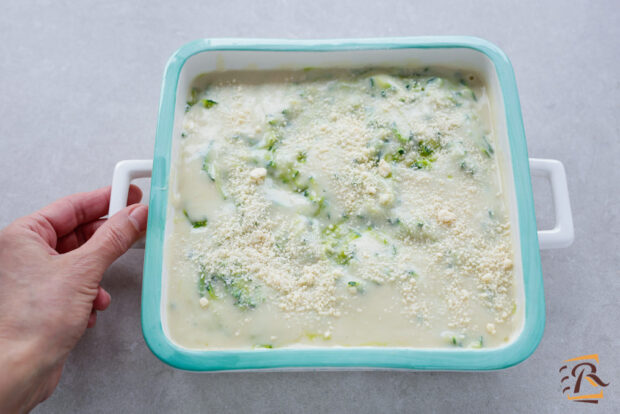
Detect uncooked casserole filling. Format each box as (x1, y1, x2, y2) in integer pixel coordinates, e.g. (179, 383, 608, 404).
(165, 68, 519, 349)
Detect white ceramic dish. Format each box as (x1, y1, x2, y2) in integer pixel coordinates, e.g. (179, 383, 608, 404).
(108, 37, 573, 371)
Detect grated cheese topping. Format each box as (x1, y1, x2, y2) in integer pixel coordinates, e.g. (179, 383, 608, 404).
(165, 68, 520, 350)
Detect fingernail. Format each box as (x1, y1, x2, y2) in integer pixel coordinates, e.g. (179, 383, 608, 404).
(128, 205, 148, 232)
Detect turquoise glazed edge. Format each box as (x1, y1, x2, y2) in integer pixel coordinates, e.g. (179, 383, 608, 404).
(142, 37, 544, 371)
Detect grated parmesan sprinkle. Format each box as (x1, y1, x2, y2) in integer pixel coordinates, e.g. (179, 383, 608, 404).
(165, 68, 520, 349)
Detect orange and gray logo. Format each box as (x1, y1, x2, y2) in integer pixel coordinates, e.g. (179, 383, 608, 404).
(560, 354, 610, 404)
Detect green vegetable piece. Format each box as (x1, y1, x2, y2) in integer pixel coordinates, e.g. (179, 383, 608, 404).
(481, 136, 494, 158)
(418, 140, 436, 157)
(450, 336, 463, 347)
(262, 130, 280, 151)
(201, 149, 228, 199)
(186, 87, 199, 109)
(226, 277, 257, 309)
(183, 210, 208, 228)
(332, 250, 352, 265)
(198, 270, 217, 299)
(411, 158, 432, 169)
(281, 108, 294, 120)
(426, 77, 443, 87)
(197, 274, 206, 297)
(205, 282, 216, 299)
(347, 280, 365, 293)
(201, 99, 217, 108)
(383, 151, 401, 163)
(199, 268, 261, 309)
(392, 127, 408, 144)
(296, 151, 307, 163)
(267, 109, 294, 128)
(264, 156, 327, 216)
(460, 160, 475, 176)
(256, 344, 273, 349)
(469, 336, 484, 349)
(395, 219, 434, 242)
(202, 157, 216, 182)
(370, 75, 396, 91)
(214, 178, 228, 200)
(191, 218, 207, 228)
(397, 138, 441, 169)
(323, 223, 360, 265)
(312, 195, 326, 217)
(370, 74, 400, 96)
(365, 227, 389, 245)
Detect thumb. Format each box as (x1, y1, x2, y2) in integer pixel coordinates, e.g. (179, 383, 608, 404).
(74, 204, 148, 273)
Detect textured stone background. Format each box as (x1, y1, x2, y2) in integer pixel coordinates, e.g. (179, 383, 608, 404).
(0, 1, 617, 412)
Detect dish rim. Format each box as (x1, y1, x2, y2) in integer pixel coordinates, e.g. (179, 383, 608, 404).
(143, 36, 544, 371)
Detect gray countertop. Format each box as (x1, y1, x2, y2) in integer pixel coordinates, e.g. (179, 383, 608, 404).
(1, 1, 618, 412)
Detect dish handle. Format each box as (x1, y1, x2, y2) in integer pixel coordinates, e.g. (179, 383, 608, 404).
(109, 159, 153, 249)
(106, 158, 574, 250)
(529, 158, 574, 249)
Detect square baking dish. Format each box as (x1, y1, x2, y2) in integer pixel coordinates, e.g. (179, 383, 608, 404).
(108, 37, 574, 371)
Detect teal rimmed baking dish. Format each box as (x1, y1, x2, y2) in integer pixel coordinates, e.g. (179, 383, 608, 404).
(108, 37, 574, 371)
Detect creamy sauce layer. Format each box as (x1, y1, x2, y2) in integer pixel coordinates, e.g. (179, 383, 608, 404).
(165, 68, 519, 350)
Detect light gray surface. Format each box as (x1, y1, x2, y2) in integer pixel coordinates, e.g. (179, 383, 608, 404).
(1, 1, 618, 412)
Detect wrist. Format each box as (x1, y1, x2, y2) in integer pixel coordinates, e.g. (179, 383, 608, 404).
(0, 337, 52, 413)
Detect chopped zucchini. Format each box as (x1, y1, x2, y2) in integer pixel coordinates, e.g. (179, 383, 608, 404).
(469, 336, 484, 349)
(441, 331, 465, 347)
(202, 157, 216, 182)
(370, 74, 397, 91)
(201, 99, 217, 108)
(183, 210, 208, 228)
(185, 87, 199, 110)
(480, 135, 494, 158)
(201, 152, 228, 199)
(347, 280, 365, 293)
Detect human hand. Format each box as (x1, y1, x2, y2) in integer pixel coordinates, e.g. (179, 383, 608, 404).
(0, 186, 148, 413)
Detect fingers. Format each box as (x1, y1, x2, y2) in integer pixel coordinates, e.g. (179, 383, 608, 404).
(87, 288, 111, 329)
(127, 185, 143, 205)
(55, 219, 106, 253)
(54, 186, 143, 253)
(72, 204, 148, 276)
(93, 286, 111, 311)
(87, 310, 97, 328)
(33, 185, 143, 240)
